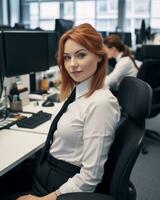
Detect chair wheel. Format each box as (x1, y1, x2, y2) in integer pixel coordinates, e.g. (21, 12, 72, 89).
(142, 145, 148, 154)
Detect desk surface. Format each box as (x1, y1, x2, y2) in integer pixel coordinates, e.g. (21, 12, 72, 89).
(23, 100, 61, 114)
(0, 129, 46, 176)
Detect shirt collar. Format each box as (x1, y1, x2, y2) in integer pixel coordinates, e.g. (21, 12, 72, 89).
(116, 52, 123, 62)
(76, 77, 92, 99)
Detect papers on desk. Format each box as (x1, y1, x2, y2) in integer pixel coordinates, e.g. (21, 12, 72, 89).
(0, 113, 26, 130)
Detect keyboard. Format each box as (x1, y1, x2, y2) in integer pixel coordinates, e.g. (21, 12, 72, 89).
(16, 111, 52, 129)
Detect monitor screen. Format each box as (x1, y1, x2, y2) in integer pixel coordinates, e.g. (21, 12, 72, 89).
(3, 31, 57, 77)
(141, 45, 160, 60)
(123, 32, 132, 47)
(48, 31, 58, 66)
(0, 31, 5, 98)
(98, 31, 107, 38)
(55, 19, 74, 37)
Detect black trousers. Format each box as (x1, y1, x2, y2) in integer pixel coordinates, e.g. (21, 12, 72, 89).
(1, 154, 80, 199)
(33, 153, 80, 196)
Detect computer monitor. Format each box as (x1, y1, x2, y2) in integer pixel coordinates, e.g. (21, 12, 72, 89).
(135, 29, 142, 44)
(109, 32, 132, 47)
(123, 32, 132, 47)
(48, 31, 58, 66)
(0, 31, 5, 98)
(55, 19, 74, 38)
(98, 31, 107, 38)
(3, 30, 57, 77)
(140, 45, 160, 60)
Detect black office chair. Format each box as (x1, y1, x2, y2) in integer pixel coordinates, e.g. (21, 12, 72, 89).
(137, 60, 160, 153)
(57, 77, 152, 200)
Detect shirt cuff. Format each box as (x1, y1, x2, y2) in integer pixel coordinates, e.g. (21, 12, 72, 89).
(59, 178, 82, 194)
(55, 189, 61, 196)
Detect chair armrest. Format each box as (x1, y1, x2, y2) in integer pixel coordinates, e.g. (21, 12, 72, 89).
(57, 192, 114, 200)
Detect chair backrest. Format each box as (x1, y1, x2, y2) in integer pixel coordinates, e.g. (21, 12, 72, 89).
(137, 59, 160, 116)
(96, 77, 152, 200)
(137, 59, 160, 89)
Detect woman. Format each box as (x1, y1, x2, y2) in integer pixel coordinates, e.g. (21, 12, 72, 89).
(17, 23, 120, 200)
(104, 34, 141, 90)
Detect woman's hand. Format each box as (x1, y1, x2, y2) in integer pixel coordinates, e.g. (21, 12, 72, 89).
(16, 194, 40, 200)
(16, 192, 57, 200)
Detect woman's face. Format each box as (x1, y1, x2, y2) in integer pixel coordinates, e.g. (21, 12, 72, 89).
(63, 39, 100, 83)
(105, 46, 117, 59)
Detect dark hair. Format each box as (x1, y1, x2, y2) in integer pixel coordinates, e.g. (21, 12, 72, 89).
(104, 34, 139, 70)
(57, 23, 108, 100)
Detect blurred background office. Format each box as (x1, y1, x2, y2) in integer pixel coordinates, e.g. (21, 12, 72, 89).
(0, 0, 160, 44)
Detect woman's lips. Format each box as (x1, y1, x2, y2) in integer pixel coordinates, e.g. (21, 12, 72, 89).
(71, 71, 82, 75)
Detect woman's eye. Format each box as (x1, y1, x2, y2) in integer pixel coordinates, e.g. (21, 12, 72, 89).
(64, 55, 70, 61)
(77, 53, 86, 59)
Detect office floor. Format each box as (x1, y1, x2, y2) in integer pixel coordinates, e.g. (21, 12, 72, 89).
(131, 137, 160, 200)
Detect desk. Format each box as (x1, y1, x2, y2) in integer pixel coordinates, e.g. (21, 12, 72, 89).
(0, 97, 60, 176)
(0, 129, 46, 176)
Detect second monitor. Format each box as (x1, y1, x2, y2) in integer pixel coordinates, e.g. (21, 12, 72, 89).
(55, 18, 74, 38)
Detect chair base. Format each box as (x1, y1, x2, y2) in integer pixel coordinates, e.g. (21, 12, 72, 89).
(141, 145, 149, 154)
(145, 129, 160, 142)
(129, 181, 137, 200)
(142, 129, 160, 154)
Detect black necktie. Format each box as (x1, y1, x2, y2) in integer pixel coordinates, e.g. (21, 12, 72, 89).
(40, 87, 76, 163)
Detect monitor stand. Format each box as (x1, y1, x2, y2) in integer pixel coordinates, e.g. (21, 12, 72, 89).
(29, 73, 36, 93)
(29, 73, 47, 95)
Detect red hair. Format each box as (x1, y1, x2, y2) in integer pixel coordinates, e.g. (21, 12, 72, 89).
(57, 23, 108, 100)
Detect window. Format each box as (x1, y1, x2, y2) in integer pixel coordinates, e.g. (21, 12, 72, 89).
(125, 0, 150, 31)
(29, 2, 39, 29)
(151, 0, 160, 29)
(21, 0, 118, 31)
(76, 1, 95, 26)
(22, 1, 60, 30)
(64, 1, 74, 20)
(40, 2, 59, 30)
(96, 0, 118, 31)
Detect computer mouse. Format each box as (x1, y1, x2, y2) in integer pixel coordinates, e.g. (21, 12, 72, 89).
(42, 100, 55, 107)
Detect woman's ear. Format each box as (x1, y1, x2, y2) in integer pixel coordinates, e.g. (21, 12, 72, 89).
(98, 56, 103, 62)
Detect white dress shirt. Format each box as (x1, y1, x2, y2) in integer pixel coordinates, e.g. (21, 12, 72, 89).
(105, 53, 141, 89)
(49, 78, 120, 194)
